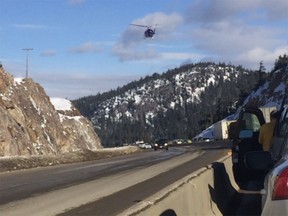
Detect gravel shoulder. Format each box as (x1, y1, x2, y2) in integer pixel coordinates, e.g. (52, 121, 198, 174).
(0, 146, 141, 173)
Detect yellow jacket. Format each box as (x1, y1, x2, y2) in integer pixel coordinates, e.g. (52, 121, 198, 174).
(258, 119, 276, 151)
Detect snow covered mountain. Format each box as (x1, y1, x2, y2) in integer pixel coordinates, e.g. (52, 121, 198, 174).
(194, 64, 288, 141)
(74, 62, 263, 147)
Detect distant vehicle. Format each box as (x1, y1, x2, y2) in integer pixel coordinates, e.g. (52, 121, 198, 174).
(184, 139, 192, 144)
(195, 137, 211, 142)
(145, 144, 152, 149)
(214, 120, 236, 140)
(172, 139, 183, 145)
(135, 140, 144, 145)
(172, 139, 192, 144)
(130, 24, 157, 38)
(154, 138, 168, 151)
(228, 103, 288, 214)
(138, 143, 152, 149)
(259, 106, 277, 122)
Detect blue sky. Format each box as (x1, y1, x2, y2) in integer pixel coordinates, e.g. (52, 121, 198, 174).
(1, 0, 287, 99)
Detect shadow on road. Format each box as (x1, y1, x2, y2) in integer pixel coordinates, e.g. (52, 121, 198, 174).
(209, 162, 262, 216)
(159, 209, 177, 216)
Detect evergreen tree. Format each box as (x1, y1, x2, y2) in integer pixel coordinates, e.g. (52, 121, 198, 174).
(74, 62, 262, 147)
(273, 54, 288, 72)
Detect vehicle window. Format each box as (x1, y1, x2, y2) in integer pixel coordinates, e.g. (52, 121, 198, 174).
(156, 139, 168, 144)
(242, 113, 261, 132)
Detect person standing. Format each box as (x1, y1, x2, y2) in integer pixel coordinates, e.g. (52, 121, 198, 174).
(258, 110, 279, 151)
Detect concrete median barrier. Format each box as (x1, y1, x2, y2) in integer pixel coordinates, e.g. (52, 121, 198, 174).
(120, 153, 239, 216)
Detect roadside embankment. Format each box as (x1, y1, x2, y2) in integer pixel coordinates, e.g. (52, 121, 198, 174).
(0, 146, 141, 172)
(120, 153, 239, 216)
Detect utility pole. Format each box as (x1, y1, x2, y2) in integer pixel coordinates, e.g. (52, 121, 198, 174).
(22, 48, 33, 78)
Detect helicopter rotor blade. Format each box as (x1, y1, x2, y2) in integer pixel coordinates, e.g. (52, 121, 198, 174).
(130, 24, 149, 28)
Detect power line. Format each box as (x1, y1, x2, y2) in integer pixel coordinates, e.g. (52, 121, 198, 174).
(22, 48, 33, 78)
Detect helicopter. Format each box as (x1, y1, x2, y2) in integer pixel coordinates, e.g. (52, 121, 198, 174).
(130, 24, 157, 38)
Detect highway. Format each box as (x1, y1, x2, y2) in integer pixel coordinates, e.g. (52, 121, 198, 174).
(0, 144, 229, 216)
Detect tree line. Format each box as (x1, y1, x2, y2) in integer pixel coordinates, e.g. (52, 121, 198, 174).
(73, 57, 288, 147)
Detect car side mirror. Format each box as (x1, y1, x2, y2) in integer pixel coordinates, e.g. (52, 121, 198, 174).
(245, 151, 273, 171)
(239, 130, 253, 139)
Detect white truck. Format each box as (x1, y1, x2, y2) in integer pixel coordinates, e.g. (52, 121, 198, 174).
(214, 120, 236, 140)
(214, 106, 277, 140)
(259, 106, 277, 122)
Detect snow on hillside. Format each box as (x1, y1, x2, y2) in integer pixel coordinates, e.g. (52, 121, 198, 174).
(92, 64, 242, 125)
(242, 68, 287, 109)
(50, 97, 73, 111)
(84, 63, 255, 146)
(14, 78, 24, 85)
(194, 66, 288, 141)
(74, 63, 288, 147)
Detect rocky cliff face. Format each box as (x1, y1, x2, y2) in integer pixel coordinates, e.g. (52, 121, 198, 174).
(0, 67, 102, 157)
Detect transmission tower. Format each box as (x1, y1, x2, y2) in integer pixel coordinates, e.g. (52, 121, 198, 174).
(22, 48, 33, 78)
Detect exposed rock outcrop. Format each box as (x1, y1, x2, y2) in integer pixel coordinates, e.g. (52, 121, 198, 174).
(0, 67, 102, 157)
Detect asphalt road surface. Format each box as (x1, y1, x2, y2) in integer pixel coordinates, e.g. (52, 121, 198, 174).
(59, 149, 228, 216)
(0, 144, 231, 216)
(0, 147, 187, 205)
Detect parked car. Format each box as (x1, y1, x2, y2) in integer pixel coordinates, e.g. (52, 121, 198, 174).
(153, 138, 169, 151)
(184, 139, 192, 144)
(232, 105, 288, 215)
(138, 143, 152, 149)
(172, 139, 183, 145)
(229, 107, 266, 188)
